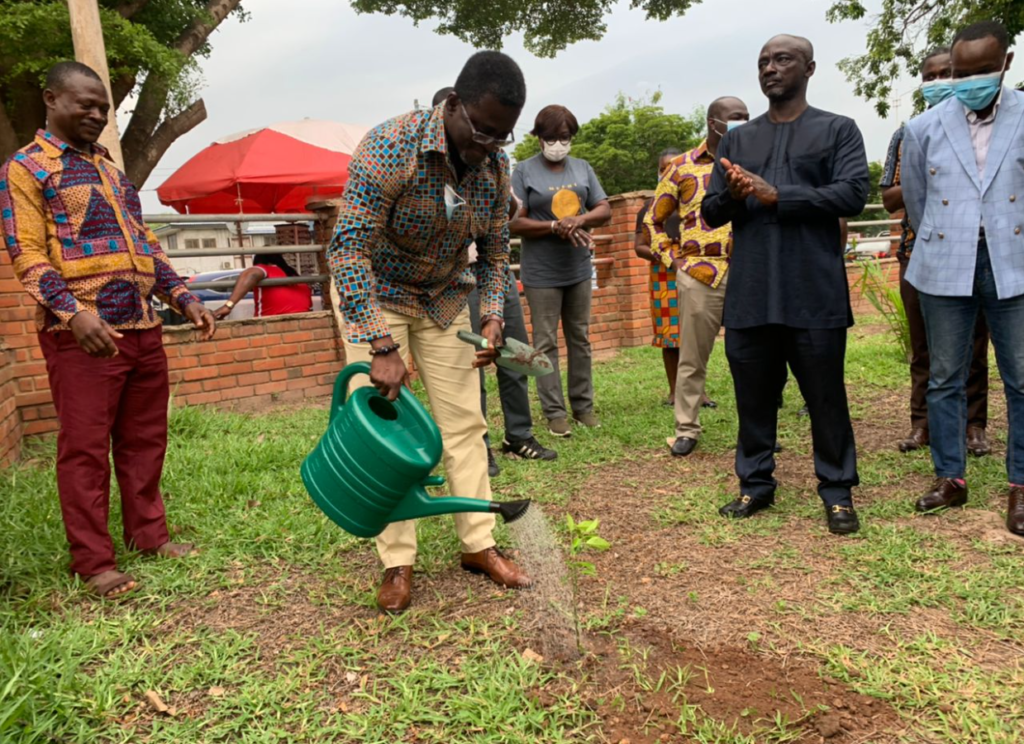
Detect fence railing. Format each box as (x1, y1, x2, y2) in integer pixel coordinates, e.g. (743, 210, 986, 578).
(148, 211, 618, 291)
(148, 200, 901, 288)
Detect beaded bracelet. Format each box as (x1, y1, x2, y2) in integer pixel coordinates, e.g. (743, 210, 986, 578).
(369, 343, 402, 357)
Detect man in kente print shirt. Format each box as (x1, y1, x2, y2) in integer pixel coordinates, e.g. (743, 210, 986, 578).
(1, 62, 216, 598)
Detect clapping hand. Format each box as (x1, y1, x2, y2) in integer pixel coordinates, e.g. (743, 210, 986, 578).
(720, 158, 778, 207)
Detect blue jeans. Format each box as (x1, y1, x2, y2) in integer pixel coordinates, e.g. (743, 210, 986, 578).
(919, 240, 1024, 484)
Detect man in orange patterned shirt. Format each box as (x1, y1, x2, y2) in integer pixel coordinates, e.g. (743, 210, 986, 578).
(1, 62, 216, 598)
(647, 97, 749, 457)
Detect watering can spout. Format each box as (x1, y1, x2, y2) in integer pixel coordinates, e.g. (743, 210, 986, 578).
(388, 482, 531, 525)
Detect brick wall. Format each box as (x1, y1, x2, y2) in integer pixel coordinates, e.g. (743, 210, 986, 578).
(162, 312, 342, 410)
(0, 343, 19, 465)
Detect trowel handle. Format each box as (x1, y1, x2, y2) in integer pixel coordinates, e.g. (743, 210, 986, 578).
(457, 330, 489, 350)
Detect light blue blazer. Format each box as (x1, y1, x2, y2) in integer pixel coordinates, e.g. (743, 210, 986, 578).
(902, 87, 1024, 299)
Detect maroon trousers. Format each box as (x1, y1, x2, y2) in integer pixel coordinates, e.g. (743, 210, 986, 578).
(39, 328, 171, 576)
(899, 255, 989, 431)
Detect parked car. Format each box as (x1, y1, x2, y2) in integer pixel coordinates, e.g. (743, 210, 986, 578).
(155, 269, 323, 324)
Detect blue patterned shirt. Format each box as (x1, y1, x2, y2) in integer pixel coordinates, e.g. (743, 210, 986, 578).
(328, 105, 511, 343)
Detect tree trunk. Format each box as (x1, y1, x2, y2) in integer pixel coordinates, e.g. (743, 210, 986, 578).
(125, 98, 207, 187)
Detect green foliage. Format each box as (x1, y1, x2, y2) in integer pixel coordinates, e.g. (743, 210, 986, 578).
(827, 0, 1024, 117)
(853, 258, 911, 361)
(351, 0, 704, 58)
(564, 514, 610, 577)
(513, 93, 706, 196)
(0, 1, 229, 120)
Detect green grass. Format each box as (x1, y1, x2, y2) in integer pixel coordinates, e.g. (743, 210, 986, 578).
(2, 322, 1023, 742)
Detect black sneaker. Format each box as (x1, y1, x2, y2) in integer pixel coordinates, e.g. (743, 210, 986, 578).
(487, 447, 501, 478)
(502, 436, 557, 462)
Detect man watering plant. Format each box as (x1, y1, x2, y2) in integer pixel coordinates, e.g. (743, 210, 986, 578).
(328, 51, 531, 613)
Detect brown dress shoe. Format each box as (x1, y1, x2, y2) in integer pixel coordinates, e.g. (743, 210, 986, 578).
(376, 566, 413, 614)
(461, 547, 532, 589)
(967, 426, 991, 457)
(1007, 487, 1024, 536)
(898, 428, 929, 453)
(915, 478, 968, 513)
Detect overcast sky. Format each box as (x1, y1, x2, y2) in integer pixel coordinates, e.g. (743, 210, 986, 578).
(137, 0, 950, 211)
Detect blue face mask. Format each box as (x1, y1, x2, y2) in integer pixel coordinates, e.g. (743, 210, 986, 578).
(920, 79, 955, 107)
(950, 65, 1006, 111)
(711, 118, 746, 136)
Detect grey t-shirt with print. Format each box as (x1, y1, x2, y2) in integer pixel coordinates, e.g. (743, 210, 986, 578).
(512, 155, 608, 288)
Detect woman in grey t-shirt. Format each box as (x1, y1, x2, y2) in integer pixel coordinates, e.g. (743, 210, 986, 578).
(510, 105, 611, 437)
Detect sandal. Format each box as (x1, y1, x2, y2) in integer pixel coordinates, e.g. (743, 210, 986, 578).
(83, 570, 136, 599)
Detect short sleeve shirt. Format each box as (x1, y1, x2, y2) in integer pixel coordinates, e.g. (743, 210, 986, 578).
(512, 155, 608, 288)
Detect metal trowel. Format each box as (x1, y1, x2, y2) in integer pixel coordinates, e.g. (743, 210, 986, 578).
(457, 330, 555, 377)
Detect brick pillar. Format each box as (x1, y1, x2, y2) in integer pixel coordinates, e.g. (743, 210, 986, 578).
(274, 222, 313, 246)
(0, 244, 58, 464)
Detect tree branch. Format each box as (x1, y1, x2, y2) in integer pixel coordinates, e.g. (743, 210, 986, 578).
(175, 0, 244, 57)
(117, 0, 151, 19)
(125, 98, 207, 187)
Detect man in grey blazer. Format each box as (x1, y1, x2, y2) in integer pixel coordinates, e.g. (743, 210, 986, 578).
(901, 20, 1024, 536)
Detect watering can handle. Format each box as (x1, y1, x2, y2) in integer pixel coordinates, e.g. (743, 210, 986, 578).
(330, 361, 420, 423)
(330, 362, 371, 423)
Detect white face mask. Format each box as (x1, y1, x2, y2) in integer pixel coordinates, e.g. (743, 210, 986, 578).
(542, 140, 571, 162)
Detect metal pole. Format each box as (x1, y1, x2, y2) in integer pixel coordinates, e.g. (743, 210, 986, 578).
(67, 0, 125, 168)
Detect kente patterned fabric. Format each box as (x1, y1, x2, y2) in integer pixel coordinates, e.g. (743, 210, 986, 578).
(636, 200, 680, 349)
(1, 130, 197, 332)
(646, 141, 732, 288)
(328, 105, 511, 343)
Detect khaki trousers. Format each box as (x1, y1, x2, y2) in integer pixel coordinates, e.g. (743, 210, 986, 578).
(674, 270, 728, 439)
(343, 306, 496, 568)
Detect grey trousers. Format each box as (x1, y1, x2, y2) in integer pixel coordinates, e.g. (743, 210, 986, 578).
(467, 280, 534, 446)
(524, 279, 594, 420)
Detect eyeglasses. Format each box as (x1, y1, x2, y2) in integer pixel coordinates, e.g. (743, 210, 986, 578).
(459, 105, 515, 149)
(542, 137, 572, 146)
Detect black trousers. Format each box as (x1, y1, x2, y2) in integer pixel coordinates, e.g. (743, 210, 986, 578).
(725, 325, 859, 506)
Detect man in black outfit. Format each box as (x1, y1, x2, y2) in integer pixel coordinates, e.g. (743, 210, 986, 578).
(702, 34, 869, 534)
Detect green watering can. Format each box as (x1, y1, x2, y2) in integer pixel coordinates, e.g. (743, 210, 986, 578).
(301, 362, 531, 538)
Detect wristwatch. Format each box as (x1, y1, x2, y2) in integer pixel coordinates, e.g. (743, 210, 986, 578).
(223, 300, 235, 310)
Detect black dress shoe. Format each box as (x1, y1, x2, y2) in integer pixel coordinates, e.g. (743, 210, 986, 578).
(671, 437, 698, 457)
(719, 494, 774, 519)
(773, 441, 783, 453)
(825, 504, 860, 534)
(487, 447, 500, 478)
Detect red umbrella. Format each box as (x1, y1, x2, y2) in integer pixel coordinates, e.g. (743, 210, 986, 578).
(157, 119, 370, 214)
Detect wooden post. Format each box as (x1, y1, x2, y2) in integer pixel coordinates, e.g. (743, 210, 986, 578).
(67, 0, 124, 167)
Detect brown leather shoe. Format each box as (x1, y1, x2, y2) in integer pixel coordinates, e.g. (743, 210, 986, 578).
(915, 477, 968, 513)
(898, 428, 929, 453)
(461, 547, 532, 589)
(967, 426, 991, 457)
(1007, 487, 1024, 536)
(376, 566, 412, 614)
